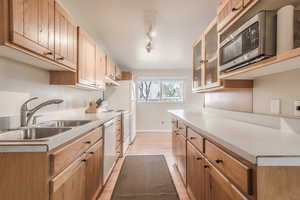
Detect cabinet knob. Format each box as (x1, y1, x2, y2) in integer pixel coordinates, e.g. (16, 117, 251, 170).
(57, 57, 65, 60)
(196, 157, 202, 160)
(215, 159, 223, 164)
(84, 141, 92, 144)
(232, 6, 242, 12)
(204, 165, 210, 168)
(89, 152, 95, 155)
(190, 137, 196, 140)
(81, 159, 87, 162)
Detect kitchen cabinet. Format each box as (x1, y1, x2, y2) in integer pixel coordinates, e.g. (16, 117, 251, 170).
(85, 140, 104, 200)
(10, 0, 55, 60)
(96, 47, 106, 89)
(106, 56, 116, 80)
(205, 162, 248, 200)
(78, 28, 96, 86)
(187, 141, 205, 200)
(171, 119, 256, 200)
(176, 132, 187, 185)
(204, 18, 219, 88)
(54, 2, 77, 70)
(193, 18, 220, 92)
(0, 127, 104, 200)
(50, 28, 106, 90)
(192, 36, 204, 91)
(50, 155, 86, 200)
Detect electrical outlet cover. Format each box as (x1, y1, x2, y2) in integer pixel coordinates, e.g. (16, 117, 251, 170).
(294, 101, 300, 117)
(270, 99, 281, 115)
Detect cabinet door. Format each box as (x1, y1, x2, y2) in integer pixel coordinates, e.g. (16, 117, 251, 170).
(192, 37, 204, 91)
(10, 0, 55, 59)
(187, 142, 205, 200)
(78, 28, 96, 86)
(54, 2, 77, 70)
(95, 47, 106, 89)
(105, 56, 116, 80)
(205, 163, 248, 200)
(86, 140, 104, 200)
(50, 155, 86, 200)
(176, 134, 187, 185)
(204, 18, 220, 88)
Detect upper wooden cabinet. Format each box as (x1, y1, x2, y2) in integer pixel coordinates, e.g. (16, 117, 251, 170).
(106, 56, 116, 80)
(54, 2, 77, 70)
(193, 18, 221, 92)
(78, 27, 96, 86)
(96, 47, 106, 89)
(50, 27, 106, 90)
(217, 0, 259, 31)
(10, 0, 55, 60)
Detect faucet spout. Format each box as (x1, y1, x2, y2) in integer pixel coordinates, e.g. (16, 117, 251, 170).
(20, 98, 64, 127)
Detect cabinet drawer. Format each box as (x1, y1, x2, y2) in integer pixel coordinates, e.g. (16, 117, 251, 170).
(207, 162, 248, 200)
(187, 128, 204, 153)
(205, 140, 252, 194)
(50, 127, 103, 176)
(177, 121, 187, 137)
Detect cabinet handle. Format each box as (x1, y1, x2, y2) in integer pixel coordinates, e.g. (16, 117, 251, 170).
(81, 159, 87, 162)
(190, 137, 196, 140)
(57, 57, 65, 60)
(44, 52, 53, 56)
(196, 157, 202, 160)
(84, 141, 92, 144)
(215, 159, 223, 164)
(89, 152, 95, 155)
(204, 165, 210, 168)
(232, 6, 242, 12)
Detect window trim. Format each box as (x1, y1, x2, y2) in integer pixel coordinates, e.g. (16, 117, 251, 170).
(136, 79, 185, 104)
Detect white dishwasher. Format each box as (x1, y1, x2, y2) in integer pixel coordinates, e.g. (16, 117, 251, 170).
(103, 119, 117, 184)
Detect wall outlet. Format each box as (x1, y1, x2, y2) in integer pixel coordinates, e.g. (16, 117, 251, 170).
(294, 101, 300, 117)
(270, 99, 281, 115)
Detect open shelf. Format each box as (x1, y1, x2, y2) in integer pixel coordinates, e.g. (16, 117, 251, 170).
(220, 48, 300, 80)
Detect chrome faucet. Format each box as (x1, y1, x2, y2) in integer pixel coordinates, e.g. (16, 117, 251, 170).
(20, 97, 64, 127)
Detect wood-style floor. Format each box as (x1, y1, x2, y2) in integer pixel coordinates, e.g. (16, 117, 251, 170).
(98, 133, 190, 200)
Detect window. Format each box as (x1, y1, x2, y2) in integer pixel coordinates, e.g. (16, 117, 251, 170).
(137, 79, 184, 103)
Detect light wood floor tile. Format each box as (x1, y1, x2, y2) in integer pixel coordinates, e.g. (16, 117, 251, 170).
(98, 133, 190, 200)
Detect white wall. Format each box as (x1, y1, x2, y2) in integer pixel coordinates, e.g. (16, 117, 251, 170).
(0, 57, 102, 118)
(253, 68, 300, 117)
(134, 69, 204, 132)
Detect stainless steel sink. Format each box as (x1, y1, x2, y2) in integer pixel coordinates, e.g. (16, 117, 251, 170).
(39, 120, 92, 128)
(0, 127, 71, 141)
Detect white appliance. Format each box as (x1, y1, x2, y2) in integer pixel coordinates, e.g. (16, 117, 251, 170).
(122, 112, 131, 153)
(105, 80, 136, 144)
(103, 119, 117, 183)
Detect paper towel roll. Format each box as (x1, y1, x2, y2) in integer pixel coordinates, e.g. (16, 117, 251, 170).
(277, 5, 295, 55)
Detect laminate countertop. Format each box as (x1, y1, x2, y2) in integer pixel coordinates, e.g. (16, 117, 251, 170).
(169, 109, 300, 166)
(0, 110, 122, 152)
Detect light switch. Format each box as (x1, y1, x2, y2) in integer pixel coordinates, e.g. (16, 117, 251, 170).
(270, 99, 281, 115)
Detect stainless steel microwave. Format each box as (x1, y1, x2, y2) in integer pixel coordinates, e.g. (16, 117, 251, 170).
(219, 10, 277, 73)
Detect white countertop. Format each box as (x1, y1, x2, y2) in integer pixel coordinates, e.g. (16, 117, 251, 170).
(169, 109, 300, 166)
(0, 110, 122, 152)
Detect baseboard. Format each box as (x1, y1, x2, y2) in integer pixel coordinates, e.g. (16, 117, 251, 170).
(136, 129, 171, 133)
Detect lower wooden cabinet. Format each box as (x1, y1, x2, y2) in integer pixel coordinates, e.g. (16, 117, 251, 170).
(187, 141, 205, 200)
(86, 140, 104, 200)
(176, 132, 187, 185)
(50, 154, 86, 200)
(205, 162, 248, 200)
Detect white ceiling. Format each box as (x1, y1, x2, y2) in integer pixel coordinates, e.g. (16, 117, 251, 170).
(60, 0, 218, 70)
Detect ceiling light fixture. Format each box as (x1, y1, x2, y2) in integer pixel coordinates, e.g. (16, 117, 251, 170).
(145, 25, 154, 53)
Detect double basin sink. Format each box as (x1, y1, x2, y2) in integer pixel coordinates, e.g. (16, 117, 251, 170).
(0, 120, 92, 141)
